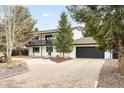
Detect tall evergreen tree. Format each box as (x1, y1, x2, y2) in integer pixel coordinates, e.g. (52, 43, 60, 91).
(67, 5, 124, 74)
(54, 12, 73, 57)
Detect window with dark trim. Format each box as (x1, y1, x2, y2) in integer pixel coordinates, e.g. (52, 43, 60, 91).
(33, 36, 39, 40)
(45, 35, 52, 41)
(33, 47, 39, 53)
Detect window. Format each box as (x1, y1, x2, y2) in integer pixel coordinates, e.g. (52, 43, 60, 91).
(46, 47, 53, 52)
(45, 35, 52, 41)
(33, 47, 39, 53)
(33, 36, 39, 40)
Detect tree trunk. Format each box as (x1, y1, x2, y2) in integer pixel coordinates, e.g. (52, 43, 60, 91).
(6, 45, 13, 63)
(7, 50, 12, 63)
(6, 27, 13, 63)
(118, 40, 124, 75)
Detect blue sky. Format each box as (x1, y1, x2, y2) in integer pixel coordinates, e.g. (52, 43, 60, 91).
(27, 5, 78, 30)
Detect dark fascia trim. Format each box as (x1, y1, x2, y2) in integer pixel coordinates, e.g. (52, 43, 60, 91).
(37, 29, 57, 34)
(27, 44, 54, 47)
(27, 43, 97, 47)
(38, 31, 57, 34)
(74, 43, 97, 45)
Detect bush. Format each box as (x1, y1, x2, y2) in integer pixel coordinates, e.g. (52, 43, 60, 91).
(0, 56, 7, 63)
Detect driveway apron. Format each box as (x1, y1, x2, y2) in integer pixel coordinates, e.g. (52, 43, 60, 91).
(0, 58, 104, 88)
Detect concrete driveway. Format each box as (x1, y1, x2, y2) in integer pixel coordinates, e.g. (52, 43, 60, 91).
(0, 58, 104, 88)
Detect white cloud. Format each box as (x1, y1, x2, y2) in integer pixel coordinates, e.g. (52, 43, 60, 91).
(41, 12, 55, 17)
(41, 13, 50, 17)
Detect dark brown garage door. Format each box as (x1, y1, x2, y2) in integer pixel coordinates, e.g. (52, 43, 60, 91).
(76, 47, 104, 58)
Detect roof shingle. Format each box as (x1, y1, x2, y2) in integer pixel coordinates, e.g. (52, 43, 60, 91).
(74, 37, 97, 45)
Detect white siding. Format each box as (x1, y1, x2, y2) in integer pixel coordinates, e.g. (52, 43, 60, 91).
(42, 46, 47, 56)
(51, 46, 58, 57)
(104, 51, 113, 59)
(29, 46, 42, 57)
(39, 46, 76, 58)
(29, 46, 114, 59)
(28, 29, 114, 59)
(29, 47, 33, 56)
(69, 46, 76, 58)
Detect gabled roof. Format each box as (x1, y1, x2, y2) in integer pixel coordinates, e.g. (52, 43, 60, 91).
(74, 37, 97, 45)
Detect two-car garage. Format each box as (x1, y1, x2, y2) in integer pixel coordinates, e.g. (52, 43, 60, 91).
(74, 37, 104, 58)
(74, 37, 118, 59)
(76, 47, 104, 58)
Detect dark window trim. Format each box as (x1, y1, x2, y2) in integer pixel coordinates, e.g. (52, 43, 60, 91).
(33, 47, 40, 53)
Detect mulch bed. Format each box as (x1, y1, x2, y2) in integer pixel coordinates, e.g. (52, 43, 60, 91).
(97, 59, 124, 88)
(43, 57, 72, 63)
(50, 57, 72, 63)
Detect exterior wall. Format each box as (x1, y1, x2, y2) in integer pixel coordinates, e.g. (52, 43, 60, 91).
(28, 29, 114, 59)
(42, 46, 74, 58)
(104, 51, 113, 59)
(51, 46, 58, 57)
(51, 46, 76, 58)
(69, 46, 76, 58)
(40, 33, 57, 40)
(29, 45, 114, 59)
(29, 47, 33, 56)
(42, 46, 58, 57)
(42, 46, 48, 57)
(28, 46, 42, 57)
(39, 29, 82, 41)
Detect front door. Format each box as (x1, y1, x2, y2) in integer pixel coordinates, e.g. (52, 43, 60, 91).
(46, 46, 53, 56)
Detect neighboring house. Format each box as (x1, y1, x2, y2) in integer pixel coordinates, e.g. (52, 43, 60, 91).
(27, 28, 118, 59)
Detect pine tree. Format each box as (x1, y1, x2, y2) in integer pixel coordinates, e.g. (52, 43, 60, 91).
(67, 5, 124, 74)
(54, 12, 73, 58)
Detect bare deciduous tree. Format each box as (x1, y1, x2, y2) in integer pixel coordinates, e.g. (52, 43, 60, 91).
(0, 5, 37, 62)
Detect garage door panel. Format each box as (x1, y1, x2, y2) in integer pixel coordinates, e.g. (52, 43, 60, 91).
(76, 47, 104, 58)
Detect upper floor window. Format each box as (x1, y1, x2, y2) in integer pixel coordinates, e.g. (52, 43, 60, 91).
(33, 36, 39, 40)
(45, 35, 52, 41)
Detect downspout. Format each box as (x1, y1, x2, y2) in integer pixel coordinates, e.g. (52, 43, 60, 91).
(33, 47, 34, 56)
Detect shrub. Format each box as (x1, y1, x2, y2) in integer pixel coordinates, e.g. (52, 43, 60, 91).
(0, 55, 7, 63)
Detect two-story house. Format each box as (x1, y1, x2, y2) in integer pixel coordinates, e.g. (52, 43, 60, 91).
(27, 28, 118, 59)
